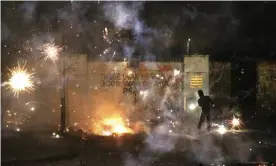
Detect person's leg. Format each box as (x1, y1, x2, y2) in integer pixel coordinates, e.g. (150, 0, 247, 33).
(206, 112, 211, 131)
(197, 112, 205, 130)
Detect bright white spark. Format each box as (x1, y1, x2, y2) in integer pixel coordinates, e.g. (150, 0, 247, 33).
(232, 117, 240, 127)
(41, 43, 62, 63)
(173, 69, 180, 76)
(230, 117, 243, 131)
(7, 61, 35, 97)
(188, 103, 196, 110)
(217, 125, 226, 135)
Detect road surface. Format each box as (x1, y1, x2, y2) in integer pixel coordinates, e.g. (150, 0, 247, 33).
(2, 130, 275, 166)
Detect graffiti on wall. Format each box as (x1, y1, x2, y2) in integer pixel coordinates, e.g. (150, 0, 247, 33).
(99, 63, 182, 93)
(123, 73, 136, 94)
(99, 72, 136, 94)
(138, 62, 182, 89)
(100, 73, 121, 87)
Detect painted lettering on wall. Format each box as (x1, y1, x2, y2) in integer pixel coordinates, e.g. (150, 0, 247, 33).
(139, 63, 174, 73)
(100, 73, 121, 87)
(99, 64, 180, 90)
(123, 74, 136, 94)
(100, 73, 137, 94)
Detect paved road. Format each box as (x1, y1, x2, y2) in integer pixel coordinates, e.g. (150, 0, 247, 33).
(2, 131, 275, 166)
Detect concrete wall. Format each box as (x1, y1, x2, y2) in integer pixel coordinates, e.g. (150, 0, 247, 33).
(183, 55, 209, 110)
(66, 60, 186, 128)
(41, 54, 210, 129)
(66, 54, 88, 129)
(2, 53, 214, 131)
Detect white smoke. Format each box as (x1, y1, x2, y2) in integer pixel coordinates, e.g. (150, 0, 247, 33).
(18, 1, 37, 22)
(102, 3, 253, 164)
(1, 23, 11, 41)
(103, 2, 144, 30)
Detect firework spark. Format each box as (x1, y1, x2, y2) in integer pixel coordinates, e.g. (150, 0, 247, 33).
(103, 27, 110, 43)
(105, 27, 108, 35)
(7, 61, 35, 97)
(41, 43, 62, 63)
(173, 69, 180, 76)
(230, 117, 242, 130)
(217, 125, 227, 135)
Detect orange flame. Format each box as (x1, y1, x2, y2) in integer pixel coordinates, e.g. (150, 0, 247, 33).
(94, 116, 133, 136)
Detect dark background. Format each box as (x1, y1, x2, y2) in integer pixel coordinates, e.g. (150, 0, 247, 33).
(2, 1, 276, 130)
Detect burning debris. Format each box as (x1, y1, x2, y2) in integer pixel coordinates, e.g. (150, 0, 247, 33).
(95, 117, 134, 136)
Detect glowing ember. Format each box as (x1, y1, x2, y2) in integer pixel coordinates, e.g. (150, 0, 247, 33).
(128, 70, 133, 75)
(7, 61, 34, 97)
(102, 131, 112, 136)
(96, 117, 133, 136)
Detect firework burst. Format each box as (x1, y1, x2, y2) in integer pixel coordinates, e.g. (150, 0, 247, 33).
(226, 116, 243, 131)
(40, 43, 62, 63)
(7, 61, 35, 97)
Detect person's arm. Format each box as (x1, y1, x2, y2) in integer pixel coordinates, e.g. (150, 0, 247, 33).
(198, 99, 202, 107)
(208, 96, 215, 107)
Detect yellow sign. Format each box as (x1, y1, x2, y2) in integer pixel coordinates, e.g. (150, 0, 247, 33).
(190, 75, 203, 88)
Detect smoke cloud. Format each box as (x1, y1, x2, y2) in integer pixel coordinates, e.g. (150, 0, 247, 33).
(18, 2, 37, 22)
(1, 23, 11, 41)
(101, 3, 252, 165)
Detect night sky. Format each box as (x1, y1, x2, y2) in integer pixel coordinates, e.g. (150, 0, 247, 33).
(2, 2, 276, 62)
(2, 1, 276, 127)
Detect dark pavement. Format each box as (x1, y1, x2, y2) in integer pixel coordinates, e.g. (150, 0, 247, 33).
(1, 130, 276, 166)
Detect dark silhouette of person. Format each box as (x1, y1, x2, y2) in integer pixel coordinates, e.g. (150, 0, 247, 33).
(197, 90, 214, 131)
